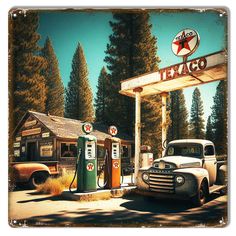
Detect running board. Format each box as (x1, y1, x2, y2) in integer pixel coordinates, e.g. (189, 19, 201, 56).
(209, 184, 226, 194)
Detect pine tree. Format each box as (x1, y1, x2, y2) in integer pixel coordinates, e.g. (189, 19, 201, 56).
(211, 81, 227, 155)
(205, 116, 214, 141)
(104, 13, 135, 133)
(105, 12, 168, 156)
(11, 11, 47, 127)
(95, 67, 110, 122)
(41, 37, 64, 116)
(65, 43, 94, 122)
(168, 90, 189, 141)
(189, 88, 205, 139)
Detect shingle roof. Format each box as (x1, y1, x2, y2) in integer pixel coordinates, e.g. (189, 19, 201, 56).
(28, 111, 133, 141)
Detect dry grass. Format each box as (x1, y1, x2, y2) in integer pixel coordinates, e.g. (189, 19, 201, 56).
(36, 173, 77, 195)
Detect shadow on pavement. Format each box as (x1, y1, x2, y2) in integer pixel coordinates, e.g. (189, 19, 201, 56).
(120, 194, 194, 213)
(13, 193, 227, 227)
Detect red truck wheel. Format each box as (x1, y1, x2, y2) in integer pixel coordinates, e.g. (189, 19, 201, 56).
(29, 172, 49, 189)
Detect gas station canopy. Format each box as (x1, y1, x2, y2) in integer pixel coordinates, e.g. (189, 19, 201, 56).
(119, 49, 227, 183)
(120, 51, 227, 97)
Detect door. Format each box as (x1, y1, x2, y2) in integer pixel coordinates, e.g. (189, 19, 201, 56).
(27, 142, 37, 161)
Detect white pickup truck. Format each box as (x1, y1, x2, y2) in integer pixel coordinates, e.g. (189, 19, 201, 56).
(137, 139, 227, 206)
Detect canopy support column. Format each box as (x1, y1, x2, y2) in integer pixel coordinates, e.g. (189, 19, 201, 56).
(133, 87, 143, 184)
(161, 92, 168, 157)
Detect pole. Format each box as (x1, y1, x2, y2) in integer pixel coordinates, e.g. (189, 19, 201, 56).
(133, 87, 143, 184)
(161, 92, 168, 157)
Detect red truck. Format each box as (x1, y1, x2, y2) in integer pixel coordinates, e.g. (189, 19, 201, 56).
(10, 161, 59, 189)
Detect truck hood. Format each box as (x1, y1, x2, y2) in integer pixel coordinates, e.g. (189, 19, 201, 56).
(155, 156, 202, 168)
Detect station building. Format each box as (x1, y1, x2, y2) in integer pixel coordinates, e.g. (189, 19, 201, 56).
(12, 111, 134, 173)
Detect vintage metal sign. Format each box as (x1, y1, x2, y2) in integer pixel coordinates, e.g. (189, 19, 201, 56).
(24, 119, 37, 128)
(172, 28, 200, 57)
(42, 132, 50, 138)
(13, 142, 20, 148)
(22, 127, 41, 136)
(15, 136, 21, 141)
(40, 145, 53, 157)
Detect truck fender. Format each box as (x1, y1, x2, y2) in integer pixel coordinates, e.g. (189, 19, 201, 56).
(12, 163, 51, 183)
(217, 164, 227, 185)
(174, 168, 209, 191)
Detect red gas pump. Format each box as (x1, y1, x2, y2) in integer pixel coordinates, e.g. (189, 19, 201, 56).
(104, 126, 121, 189)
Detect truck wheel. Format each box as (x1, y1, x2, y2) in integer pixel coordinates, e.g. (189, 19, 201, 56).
(192, 180, 208, 207)
(29, 172, 49, 189)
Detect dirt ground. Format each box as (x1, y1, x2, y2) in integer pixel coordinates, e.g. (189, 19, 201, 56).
(9, 188, 228, 227)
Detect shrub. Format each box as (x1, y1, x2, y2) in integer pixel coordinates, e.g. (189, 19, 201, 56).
(36, 172, 77, 195)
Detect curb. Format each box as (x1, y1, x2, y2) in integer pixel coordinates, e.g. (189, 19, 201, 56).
(61, 186, 137, 201)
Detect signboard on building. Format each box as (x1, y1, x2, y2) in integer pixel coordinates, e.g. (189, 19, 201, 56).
(24, 119, 37, 128)
(14, 149, 20, 157)
(22, 127, 41, 137)
(42, 132, 50, 138)
(16, 136, 21, 142)
(40, 145, 53, 157)
(13, 142, 20, 148)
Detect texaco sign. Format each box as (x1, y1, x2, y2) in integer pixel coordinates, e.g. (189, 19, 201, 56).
(108, 125, 118, 136)
(172, 29, 200, 57)
(82, 123, 93, 134)
(86, 162, 94, 171)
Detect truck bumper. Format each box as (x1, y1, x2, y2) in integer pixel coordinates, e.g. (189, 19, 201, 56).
(135, 187, 195, 201)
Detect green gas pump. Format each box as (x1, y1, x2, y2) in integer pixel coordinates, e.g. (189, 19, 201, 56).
(77, 123, 97, 192)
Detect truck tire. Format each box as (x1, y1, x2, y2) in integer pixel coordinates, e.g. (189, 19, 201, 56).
(192, 180, 208, 207)
(29, 172, 49, 189)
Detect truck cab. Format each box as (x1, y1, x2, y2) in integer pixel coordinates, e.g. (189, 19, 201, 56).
(137, 139, 227, 206)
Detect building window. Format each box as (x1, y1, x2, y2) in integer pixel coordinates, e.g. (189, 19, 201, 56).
(61, 142, 77, 157)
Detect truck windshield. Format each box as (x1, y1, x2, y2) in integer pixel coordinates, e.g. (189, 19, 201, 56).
(166, 144, 202, 158)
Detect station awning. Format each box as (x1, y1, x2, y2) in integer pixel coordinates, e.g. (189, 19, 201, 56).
(120, 51, 227, 97)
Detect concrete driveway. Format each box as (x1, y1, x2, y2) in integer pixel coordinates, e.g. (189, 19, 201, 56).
(9, 189, 227, 227)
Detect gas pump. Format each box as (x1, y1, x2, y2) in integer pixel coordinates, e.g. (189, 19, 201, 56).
(76, 123, 97, 192)
(104, 126, 121, 189)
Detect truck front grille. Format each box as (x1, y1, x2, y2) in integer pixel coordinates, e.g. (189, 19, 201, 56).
(149, 173, 175, 193)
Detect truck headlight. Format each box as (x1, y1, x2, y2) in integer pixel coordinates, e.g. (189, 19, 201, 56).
(142, 172, 149, 183)
(175, 175, 185, 185)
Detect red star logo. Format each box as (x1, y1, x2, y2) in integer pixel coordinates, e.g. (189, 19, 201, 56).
(113, 161, 119, 168)
(110, 127, 117, 135)
(173, 31, 196, 54)
(85, 125, 91, 132)
(87, 163, 94, 171)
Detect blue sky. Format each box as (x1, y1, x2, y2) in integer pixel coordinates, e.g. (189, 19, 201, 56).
(38, 10, 227, 126)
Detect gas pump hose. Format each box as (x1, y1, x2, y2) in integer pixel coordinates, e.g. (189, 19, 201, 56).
(69, 149, 81, 193)
(97, 150, 110, 189)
